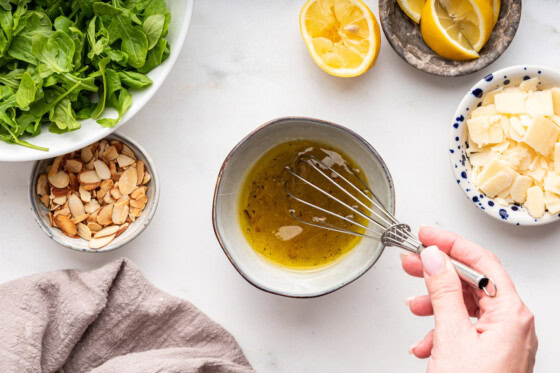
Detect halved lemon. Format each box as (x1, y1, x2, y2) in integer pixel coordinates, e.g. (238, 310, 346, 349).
(299, 0, 381, 78)
(396, 0, 425, 24)
(420, 0, 495, 60)
(492, 0, 500, 25)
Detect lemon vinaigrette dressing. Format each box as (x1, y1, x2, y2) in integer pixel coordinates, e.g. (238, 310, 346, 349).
(238, 140, 372, 269)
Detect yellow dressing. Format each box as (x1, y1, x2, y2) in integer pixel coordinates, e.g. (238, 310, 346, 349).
(238, 140, 370, 269)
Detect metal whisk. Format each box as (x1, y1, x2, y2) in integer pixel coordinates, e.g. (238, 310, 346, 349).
(284, 155, 497, 297)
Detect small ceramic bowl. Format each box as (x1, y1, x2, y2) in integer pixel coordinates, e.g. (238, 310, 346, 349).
(379, 0, 521, 77)
(29, 132, 160, 252)
(450, 65, 560, 226)
(213, 117, 396, 297)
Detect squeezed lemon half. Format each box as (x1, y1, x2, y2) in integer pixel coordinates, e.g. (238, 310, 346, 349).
(420, 0, 494, 61)
(396, 0, 425, 24)
(299, 0, 381, 77)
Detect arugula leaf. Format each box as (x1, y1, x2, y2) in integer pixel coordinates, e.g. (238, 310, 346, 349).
(91, 56, 109, 119)
(15, 70, 35, 108)
(143, 14, 164, 50)
(109, 15, 148, 68)
(31, 30, 75, 73)
(118, 70, 151, 89)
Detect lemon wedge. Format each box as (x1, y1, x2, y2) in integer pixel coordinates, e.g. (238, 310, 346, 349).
(299, 0, 381, 77)
(420, 0, 494, 60)
(396, 0, 425, 23)
(492, 0, 500, 25)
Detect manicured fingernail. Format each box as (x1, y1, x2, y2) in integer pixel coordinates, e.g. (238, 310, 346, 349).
(420, 245, 445, 276)
(408, 343, 417, 355)
(399, 252, 410, 261)
(405, 297, 414, 307)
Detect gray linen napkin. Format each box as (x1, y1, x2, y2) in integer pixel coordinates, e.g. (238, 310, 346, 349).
(0, 258, 253, 373)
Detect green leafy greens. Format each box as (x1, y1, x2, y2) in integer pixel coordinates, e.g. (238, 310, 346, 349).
(0, 0, 171, 150)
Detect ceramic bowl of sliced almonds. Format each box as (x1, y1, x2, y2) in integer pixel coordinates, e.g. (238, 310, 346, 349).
(29, 133, 159, 252)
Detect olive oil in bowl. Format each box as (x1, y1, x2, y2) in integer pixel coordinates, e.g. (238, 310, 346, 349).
(238, 140, 370, 270)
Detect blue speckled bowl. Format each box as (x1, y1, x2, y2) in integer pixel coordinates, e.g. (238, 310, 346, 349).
(450, 65, 560, 226)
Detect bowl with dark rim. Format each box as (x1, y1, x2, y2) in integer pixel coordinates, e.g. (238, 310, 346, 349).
(379, 0, 521, 77)
(212, 117, 396, 298)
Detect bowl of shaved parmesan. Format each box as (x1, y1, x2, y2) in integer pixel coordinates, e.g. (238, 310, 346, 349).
(450, 65, 560, 225)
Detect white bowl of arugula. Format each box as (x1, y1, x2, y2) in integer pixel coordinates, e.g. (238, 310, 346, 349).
(0, 0, 194, 161)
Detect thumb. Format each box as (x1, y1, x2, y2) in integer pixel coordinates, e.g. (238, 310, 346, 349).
(420, 246, 472, 332)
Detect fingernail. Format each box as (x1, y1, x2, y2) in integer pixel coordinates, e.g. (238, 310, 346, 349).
(405, 296, 414, 307)
(399, 252, 410, 261)
(408, 343, 417, 355)
(420, 246, 445, 276)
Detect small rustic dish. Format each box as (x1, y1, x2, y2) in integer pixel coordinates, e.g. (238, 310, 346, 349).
(450, 65, 560, 226)
(379, 0, 521, 77)
(29, 132, 160, 252)
(213, 117, 395, 298)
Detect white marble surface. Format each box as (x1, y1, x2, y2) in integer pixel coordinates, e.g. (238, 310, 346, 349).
(1, 1, 559, 371)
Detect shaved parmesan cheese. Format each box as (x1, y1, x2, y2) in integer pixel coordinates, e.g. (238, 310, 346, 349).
(510, 175, 532, 203)
(467, 117, 490, 147)
(544, 172, 560, 195)
(526, 186, 545, 218)
(526, 90, 554, 117)
(551, 87, 560, 115)
(519, 77, 540, 92)
(523, 116, 560, 156)
(476, 159, 515, 186)
(471, 104, 497, 118)
(483, 87, 503, 105)
(555, 143, 560, 172)
(480, 171, 513, 197)
(495, 91, 527, 114)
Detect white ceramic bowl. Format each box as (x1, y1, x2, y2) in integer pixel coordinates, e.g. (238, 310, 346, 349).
(450, 65, 560, 226)
(0, 0, 194, 162)
(29, 132, 160, 252)
(213, 117, 395, 297)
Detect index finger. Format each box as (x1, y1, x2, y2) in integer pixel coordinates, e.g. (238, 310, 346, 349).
(418, 226, 518, 297)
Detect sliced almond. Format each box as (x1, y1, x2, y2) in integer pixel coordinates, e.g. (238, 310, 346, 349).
(77, 223, 92, 240)
(79, 185, 91, 202)
(93, 160, 111, 180)
(117, 154, 135, 168)
(79, 170, 101, 185)
(48, 156, 64, 176)
(116, 195, 130, 206)
(110, 140, 123, 152)
(54, 207, 70, 217)
(136, 160, 145, 183)
(121, 144, 136, 160)
(48, 171, 70, 189)
(68, 172, 79, 191)
(112, 203, 129, 225)
(72, 214, 89, 224)
(88, 233, 116, 249)
(141, 171, 151, 185)
(53, 195, 67, 206)
(88, 208, 99, 223)
(54, 215, 77, 236)
(103, 145, 119, 161)
(85, 159, 95, 170)
(65, 159, 83, 173)
(97, 203, 113, 226)
(129, 207, 142, 217)
(68, 194, 85, 218)
(87, 222, 102, 232)
(94, 225, 120, 238)
(81, 146, 93, 163)
(110, 187, 122, 200)
(40, 194, 50, 208)
(103, 191, 115, 204)
(116, 222, 129, 237)
(118, 167, 137, 196)
(84, 199, 101, 214)
(130, 195, 148, 209)
(37, 174, 48, 196)
(130, 186, 147, 200)
(97, 179, 113, 201)
(51, 187, 71, 197)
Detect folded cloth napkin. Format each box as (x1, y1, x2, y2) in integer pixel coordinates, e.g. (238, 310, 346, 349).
(0, 258, 253, 373)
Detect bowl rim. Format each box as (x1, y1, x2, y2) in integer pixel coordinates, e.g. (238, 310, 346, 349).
(28, 132, 161, 253)
(0, 0, 195, 162)
(212, 116, 396, 298)
(378, 0, 522, 77)
(450, 64, 560, 226)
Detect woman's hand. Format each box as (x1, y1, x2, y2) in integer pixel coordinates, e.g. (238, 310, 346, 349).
(401, 226, 538, 373)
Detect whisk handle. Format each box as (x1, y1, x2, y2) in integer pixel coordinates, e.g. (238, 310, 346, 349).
(449, 258, 497, 297)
